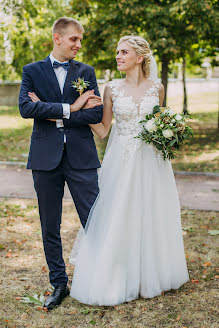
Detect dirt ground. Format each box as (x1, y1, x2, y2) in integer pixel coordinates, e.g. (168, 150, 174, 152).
(0, 198, 218, 328)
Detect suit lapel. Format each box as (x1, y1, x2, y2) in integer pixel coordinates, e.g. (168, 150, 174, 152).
(62, 60, 80, 102)
(41, 56, 62, 100)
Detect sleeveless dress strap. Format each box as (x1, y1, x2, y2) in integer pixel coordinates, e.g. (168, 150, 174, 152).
(107, 80, 121, 103)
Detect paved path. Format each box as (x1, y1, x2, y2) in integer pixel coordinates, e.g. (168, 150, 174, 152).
(0, 165, 218, 211)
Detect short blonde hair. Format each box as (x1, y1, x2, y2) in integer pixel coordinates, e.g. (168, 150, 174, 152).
(118, 35, 152, 78)
(52, 17, 84, 36)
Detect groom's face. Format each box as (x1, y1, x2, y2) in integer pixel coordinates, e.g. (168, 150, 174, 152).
(54, 25, 83, 60)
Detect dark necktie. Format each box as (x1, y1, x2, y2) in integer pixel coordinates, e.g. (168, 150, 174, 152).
(52, 61, 70, 71)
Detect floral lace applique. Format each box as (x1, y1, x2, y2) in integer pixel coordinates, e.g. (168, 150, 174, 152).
(108, 80, 162, 162)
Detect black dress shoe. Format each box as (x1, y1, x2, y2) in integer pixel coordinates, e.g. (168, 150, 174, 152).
(44, 285, 70, 310)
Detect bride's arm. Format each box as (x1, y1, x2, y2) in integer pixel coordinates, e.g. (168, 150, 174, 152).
(89, 84, 113, 139)
(159, 83, 165, 106)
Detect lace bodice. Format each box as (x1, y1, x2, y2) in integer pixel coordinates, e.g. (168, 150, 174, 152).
(108, 79, 160, 137)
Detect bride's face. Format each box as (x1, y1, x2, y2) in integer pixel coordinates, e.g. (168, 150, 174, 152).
(116, 42, 141, 72)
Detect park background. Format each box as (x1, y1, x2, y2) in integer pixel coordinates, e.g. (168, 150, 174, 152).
(0, 1, 218, 327)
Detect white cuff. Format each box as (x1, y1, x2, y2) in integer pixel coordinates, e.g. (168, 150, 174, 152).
(62, 103, 70, 119)
(56, 119, 64, 128)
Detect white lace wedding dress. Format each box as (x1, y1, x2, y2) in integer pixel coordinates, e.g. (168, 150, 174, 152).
(69, 79, 189, 306)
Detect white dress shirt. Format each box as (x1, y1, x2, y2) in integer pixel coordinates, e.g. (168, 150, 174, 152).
(49, 53, 70, 142)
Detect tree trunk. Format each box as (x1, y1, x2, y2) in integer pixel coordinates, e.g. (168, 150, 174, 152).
(161, 55, 169, 106)
(218, 80, 219, 130)
(182, 57, 188, 114)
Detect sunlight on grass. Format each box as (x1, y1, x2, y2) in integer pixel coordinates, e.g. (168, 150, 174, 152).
(0, 87, 218, 171)
(167, 91, 218, 114)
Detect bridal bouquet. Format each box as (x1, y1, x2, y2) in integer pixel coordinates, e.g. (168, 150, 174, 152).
(136, 105, 193, 160)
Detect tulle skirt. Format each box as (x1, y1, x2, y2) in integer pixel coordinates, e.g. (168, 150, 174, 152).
(70, 129, 189, 306)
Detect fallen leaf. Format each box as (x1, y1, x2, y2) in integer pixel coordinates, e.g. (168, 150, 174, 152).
(141, 306, 147, 311)
(200, 225, 209, 229)
(15, 297, 22, 300)
(44, 291, 52, 296)
(176, 315, 181, 321)
(191, 279, 199, 283)
(6, 251, 13, 258)
(215, 275, 219, 279)
(202, 269, 208, 274)
(68, 310, 77, 315)
(41, 314, 44, 318)
(42, 266, 47, 273)
(203, 262, 211, 267)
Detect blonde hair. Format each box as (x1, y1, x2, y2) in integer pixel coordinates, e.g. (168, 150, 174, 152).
(52, 17, 84, 36)
(118, 35, 152, 78)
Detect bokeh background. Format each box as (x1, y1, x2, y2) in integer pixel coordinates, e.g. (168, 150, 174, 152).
(0, 0, 218, 172)
(0, 1, 219, 328)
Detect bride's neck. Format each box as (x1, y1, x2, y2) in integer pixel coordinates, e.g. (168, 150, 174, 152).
(125, 66, 145, 87)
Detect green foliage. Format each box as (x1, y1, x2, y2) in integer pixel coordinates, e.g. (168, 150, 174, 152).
(68, 0, 218, 70)
(1, 0, 69, 78)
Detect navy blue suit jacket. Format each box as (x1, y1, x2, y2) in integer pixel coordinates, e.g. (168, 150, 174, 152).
(19, 56, 103, 171)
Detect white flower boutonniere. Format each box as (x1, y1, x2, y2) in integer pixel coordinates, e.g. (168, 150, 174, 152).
(71, 77, 90, 95)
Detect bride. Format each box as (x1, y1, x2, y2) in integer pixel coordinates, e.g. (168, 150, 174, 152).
(69, 35, 189, 306)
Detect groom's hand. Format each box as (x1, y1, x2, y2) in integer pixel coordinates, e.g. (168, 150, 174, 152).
(70, 90, 102, 112)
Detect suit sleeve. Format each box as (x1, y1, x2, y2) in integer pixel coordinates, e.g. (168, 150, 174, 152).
(63, 68, 103, 127)
(19, 66, 63, 119)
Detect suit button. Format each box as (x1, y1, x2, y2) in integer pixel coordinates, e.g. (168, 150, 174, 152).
(59, 128, 64, 132)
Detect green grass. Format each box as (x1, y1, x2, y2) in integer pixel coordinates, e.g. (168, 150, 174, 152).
(0, 89, 218, 172)
(0, 198, 218, 328)
(172, 110, 219, 172)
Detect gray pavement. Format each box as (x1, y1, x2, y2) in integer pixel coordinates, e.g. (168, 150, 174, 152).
(0, 165, 218, 211)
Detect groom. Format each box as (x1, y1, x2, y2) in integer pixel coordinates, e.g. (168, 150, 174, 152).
(19, 17, 103, 310)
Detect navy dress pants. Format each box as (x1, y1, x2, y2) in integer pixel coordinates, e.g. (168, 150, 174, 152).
(32, 146, 99, 288)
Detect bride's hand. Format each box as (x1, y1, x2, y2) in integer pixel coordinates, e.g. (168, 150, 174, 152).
(28, 92, 56, 121)
(83, 97, 102, 109)
(70, 90, 102, 112)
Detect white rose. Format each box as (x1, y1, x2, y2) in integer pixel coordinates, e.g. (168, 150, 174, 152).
(170, 123, 173, 126)
(145, 119, 157, 132)
(160, 123, 164, 128)
(162, 129, 174, 139)
(164, 109, 175, 116)
(171, 119, 175, 123)
(175, 114, 183, 121)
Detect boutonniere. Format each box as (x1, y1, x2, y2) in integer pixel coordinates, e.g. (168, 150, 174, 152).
(71, 77, 90, 95)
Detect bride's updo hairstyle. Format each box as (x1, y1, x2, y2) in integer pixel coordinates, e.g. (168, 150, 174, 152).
(118, 35, 152, 78)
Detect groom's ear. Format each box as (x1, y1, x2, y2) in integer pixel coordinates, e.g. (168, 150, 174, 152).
(53, 32, 61, 45)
